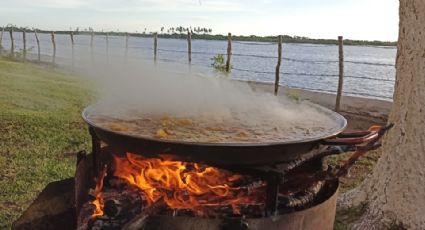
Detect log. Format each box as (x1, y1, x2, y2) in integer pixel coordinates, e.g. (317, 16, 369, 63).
(135, 181, 338, 230)
(122, 199, 166, 230)
(274, 35, 283, 95)
(12, 178, 76, 230)
(335, 36, 344, 111)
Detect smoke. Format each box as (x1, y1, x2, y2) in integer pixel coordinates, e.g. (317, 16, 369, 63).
(81, 59, 338, 136)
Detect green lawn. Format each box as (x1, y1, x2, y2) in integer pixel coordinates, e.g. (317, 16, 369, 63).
(0, 58, 92, 228)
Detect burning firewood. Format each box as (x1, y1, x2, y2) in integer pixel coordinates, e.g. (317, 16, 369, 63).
(122, 198, 166, 230)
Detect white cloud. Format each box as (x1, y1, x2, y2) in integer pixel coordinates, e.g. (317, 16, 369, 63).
(0, 0, 398, 40)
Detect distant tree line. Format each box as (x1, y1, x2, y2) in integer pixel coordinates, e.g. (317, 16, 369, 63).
(0, 25, 396, 47)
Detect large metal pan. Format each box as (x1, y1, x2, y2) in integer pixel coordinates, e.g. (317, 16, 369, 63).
(82, 102, 349, 166)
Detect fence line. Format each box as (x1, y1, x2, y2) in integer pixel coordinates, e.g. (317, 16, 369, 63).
(275, 35, 282, 95)
(187, 32, 192, 63)
(0, 27, 3, 47)
(51, 31, 56, 64)
(0, 29, 395, 102)
(335, 36, 344, 111)
(9, 28, 14, 56)
(226, 33, 232, 72)
(154, 33, 158, 62)
(34, 30, 41, 61)
(70, 32, 75, 66)
(22, 31, 26, 61)
(90, 31, 94, 62)
(139, 47, 395, 67)
(233, 41, 276, 46)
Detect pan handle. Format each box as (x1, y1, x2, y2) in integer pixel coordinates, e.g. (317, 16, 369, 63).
(321, 125, 387, 145)
(318, 124, 393, 179)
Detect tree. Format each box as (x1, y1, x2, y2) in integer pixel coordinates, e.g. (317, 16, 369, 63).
(340, 1, 425, 229)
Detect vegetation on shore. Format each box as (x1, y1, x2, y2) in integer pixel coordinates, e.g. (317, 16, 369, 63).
(2, 25, 397, 47)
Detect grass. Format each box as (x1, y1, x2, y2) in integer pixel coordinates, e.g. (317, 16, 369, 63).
(326, 150, 381, 193)
(328, 150, 381, 229)
(0, 58, 92, 229)
(334, 204, 367, 230)
(0, 57, 381, 229)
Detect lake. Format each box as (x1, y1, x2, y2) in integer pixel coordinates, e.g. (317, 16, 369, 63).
(0, 32, 396, 100)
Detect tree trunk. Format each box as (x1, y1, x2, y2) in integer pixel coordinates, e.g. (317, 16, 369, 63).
(340, 1, 425, 229)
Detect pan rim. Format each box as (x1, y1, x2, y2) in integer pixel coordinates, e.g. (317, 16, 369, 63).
(81, 102, 347, 147)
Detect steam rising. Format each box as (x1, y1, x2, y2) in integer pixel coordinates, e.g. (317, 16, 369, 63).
(82, 60, 340, 141)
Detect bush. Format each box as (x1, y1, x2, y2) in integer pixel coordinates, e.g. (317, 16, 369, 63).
(211, 54, 229, 72)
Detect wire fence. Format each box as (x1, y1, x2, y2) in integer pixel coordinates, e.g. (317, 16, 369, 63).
(0, 30, 395, 101)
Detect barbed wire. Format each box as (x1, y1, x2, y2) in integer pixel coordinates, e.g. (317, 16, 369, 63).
(1, 35, 395, 67)
(233, 41, 275, 46)
(344, 60, 394, 67)
(286, 85, 392, 99)
(232, 67, 394, 82)
(1, 35, 395, 99)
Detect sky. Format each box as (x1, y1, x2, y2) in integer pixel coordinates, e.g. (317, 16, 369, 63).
(0, 0, 399, 41)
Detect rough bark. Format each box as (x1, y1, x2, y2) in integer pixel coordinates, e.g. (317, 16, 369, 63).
(339, 1, 425, 229)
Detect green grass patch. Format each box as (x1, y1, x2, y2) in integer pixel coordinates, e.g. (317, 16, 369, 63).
(0, 58, 93, 228)
(334, 204, 367, 230)
(326, 150, 380, 193)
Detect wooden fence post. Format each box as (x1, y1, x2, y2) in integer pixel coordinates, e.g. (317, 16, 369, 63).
(10, 28, 14, 56)
(275, 35, 283, 95)
(226, 32, 232, 72)
(335, 36, 344, 112)
(0, 27, 4, 50)
(154, 32, 158, 62)
(90, 31, 94, 63)
(187, 31, 192, 63)
(125, 33, 129, 60)
(22, 31, 26, 61)
(34, 30, 41, 62)
(51, 31, 56, 64)
(70, 32, 75, 67)
(106, 33, 109, 63)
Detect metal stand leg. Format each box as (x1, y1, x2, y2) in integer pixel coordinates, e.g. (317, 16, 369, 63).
(265, 172, 283, 217)
(89, 127, 101, 176)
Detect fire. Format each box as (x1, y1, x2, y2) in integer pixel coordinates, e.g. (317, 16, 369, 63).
(112, 152, 265, 215)
(91, 166, 107, 218)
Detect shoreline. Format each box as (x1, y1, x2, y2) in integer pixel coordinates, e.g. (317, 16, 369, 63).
(248, 81, 391, 130)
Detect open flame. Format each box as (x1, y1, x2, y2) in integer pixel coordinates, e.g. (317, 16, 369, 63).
(91, 166, 107, 218)
(104, 152, 265, 216)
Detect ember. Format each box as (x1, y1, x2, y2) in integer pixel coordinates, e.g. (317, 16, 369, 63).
(104, 153, 266, 216)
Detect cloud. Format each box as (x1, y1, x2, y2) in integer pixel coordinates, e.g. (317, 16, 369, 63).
(2, 0, 88, 8)
(0, 0, 398, 40)
(89, 0, 256, 13)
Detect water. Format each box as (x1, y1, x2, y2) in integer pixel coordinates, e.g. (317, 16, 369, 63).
(0, 32, 396, 100)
